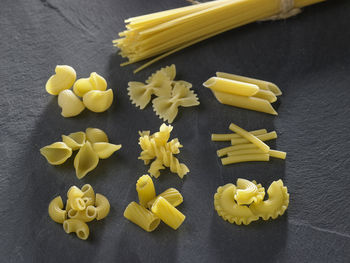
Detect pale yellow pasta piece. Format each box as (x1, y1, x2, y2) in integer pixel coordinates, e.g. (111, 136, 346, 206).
(216, 72, 282, 96)
(152, 81, 199, 123)
(124, 201, 160, 232)
(67, 186, 86, 211)
(217, 143, 258, 157)
(253, 89, 277, 103)
(57, 90, 85, 117)
(81, 184, 95, 203)
(148, 158, 165, 178)
(95, 193, 110, 220)
(151, 196, 185, 230)
(136, 174, 156, 207)
(228, 148, 263, 156)
(211, 129, 267, 141)
(83, 89, 114, 113)
(73, 72, 107, 97)
(40, 142, 72, 165)
(221, 153, 270, 165)
(250, 180, 289, 220)
(92, 142, 122, 159)
(85, 128, 109, 143)
(269, 150, 287, 159)
(82, 197, 94, 207)
(48, 196, 67, 223)
(68, 206, 97, 222)
(73, 141, 99, 179)
(229, 123, 270, 153)
(214, 183, 258, 225)
(147, 188, 183, 209)
(212, 90, 277, 115)
(46, 65, 76, 95)
(150, 152, 189, 179)
(146, 64, 176, 83)
(234, 179, 265, 205)
(152, 123, 173, 146)
(203, 77, 259, 97)
(230, 131, 277, 145)
(61, 131, 86, 151)
(63, 219, 89, 240)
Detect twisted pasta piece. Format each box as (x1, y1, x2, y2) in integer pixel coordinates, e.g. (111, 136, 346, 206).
(234, 179, 265, 205)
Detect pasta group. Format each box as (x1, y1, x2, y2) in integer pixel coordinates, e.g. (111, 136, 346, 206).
(48, 184, 110, 240)
(211, 122, 286, 165)
(128, 65, 199, 123)
(138, 123, 189, 178)
(214, 179, 289, 225)
(204, 72, 281, 115)
(45, 65, 114, 117)
(40, 128, 122, 179)
(124, 174, 185, 232)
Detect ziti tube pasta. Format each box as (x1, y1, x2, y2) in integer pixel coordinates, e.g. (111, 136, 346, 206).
(221, 153, 270, 165)
(211, 129, 267, 141)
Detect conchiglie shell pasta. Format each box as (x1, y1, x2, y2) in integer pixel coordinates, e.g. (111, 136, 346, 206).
(74, 141, 99, 179)
(58, 90, 85, 117)
(40, 142, 72, 165)
(85, 128, 109, 143)
(92, 142, 122, 159)
(83, 89, 113, 113)
(62, 131, 86, 150)
(46, 65, 76, 95)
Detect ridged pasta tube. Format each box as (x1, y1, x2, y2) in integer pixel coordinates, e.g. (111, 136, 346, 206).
(68, 206, 97, 222)
(83, 89, 114, 113)
(136, 175, 156, 207)
(85, 128, 109, 143)
(40, 142, 72, 165)
(95, 193, 110, 220)
(46, 65, 76, 95)
(151, 196, 185, 230)
(61, 131, 86, 150)
(124, 202, 160, 232)
(203, 77, 259, 97)
(63, 219, 89, 240)
(58, 90, 85, 117)
(147, 188, 183, 209)
(74, 141, 99, 179)
(92, 142, 122, 159)
(48, 196, 67, 223)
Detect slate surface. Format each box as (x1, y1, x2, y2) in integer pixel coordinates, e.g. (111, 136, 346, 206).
(1, 0, 350, 262)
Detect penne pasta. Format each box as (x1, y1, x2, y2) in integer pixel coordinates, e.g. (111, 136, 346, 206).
(136, 175, 156, 207)
(95, 193, 110, 220)
(63, 219, 90, 240)
(151, 197, 185, 230)
(211, 129, 266, 141)
(124, 202, 161, 232)
(203, 77, 259, 97)
(221, 153, 270, 165)
(253, 89, 277, 103)
(48, 196, 67, 224)
(230, 131, 277, 145)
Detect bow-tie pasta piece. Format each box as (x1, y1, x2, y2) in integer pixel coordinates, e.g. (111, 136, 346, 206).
(74, 141, 99, 179)
(92, 142, 122, 159)
(85, 128, 109, 143)
(40, 142, 72, 165)
(234, 179, 265, 205)
(73, 72, 107, 97)
(146, 64, 176, 84)
(62, 131, 86, 150)
(83, 89, 114, 113)
(58, 90, 85, 117)
(46, 65, 76, 95)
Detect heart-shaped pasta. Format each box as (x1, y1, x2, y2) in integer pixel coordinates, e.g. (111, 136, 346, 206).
(92, 142, 122, 159)
(58, 90, 85, 117)
(62, 131, 86, 150)
(83, 89, 114, 113)
(85, 128, 109, 143)
(74, 141, 99, 179)
(40, 142, 73, 165)
(46, 65, 76, 95)
(234, 178, 265, 205)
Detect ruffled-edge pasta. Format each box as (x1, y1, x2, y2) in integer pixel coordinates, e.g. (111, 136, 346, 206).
(40, 142, 72, 165)
(146, 64, 176, 84)
(48, 196, 67, 223)
(234, 179, 265, 205)
(63, 219, 90, 240)
(62, 131, 86, 150)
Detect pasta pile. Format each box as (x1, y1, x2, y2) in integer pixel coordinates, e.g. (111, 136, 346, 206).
(138, 123, 189, 178)
(203, 72, 281, 115)
(48, 184, 110, 240)
(45, 65, 114, 117)
(212, 122, 286, 165)
(40, 128, 122, 179)
(124, 174, 185, 231)
(128, 64, 199, 123)
(113, 0, 324, 72)
(214, 178, 289, 225)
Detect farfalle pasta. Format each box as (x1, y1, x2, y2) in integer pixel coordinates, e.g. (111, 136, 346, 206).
(40, 128, 122, 179)
(48, 184, 110, 240)
(214, 179, 289, 225)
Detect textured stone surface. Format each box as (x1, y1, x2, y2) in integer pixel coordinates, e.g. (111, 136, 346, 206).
(1, 0, 350, 262)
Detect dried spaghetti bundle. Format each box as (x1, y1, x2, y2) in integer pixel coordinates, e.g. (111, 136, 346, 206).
(113, 0, 324, 73)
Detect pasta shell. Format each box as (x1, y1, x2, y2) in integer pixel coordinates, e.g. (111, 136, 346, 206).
(234, 179, 265, 205)
(73, 78, 94, 97)
(40, 142, 72, 165)
(58, 90, 85, 117)
(46, 65, 76, 95)
(85, 128, 108, 143)
(62, 131, 86, 150)
(89, 72, 107, 91)
(92, 142, 122, 159)
(83, 89, 114, 113)
(74, 141, 99, 179)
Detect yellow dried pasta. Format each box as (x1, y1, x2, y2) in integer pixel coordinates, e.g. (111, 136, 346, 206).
(151, 197, 185, 230)
(74, 141, 99, 179)
(136, 174, 156, 207)
(73, 72, 107, 97)
(234, 179, 265, 205)
(61, 131, 86, 151)
(92, 142, 122, 159)
(83, 89, 114, 113)
(58, 90, 85, 117)
(203, 77, 259, 97)
(63, 219, 90, 240)
(48, 196, 67, 223)
(85, 127, 109, 143)
(40, 142, 72, 165)
(124, 202, 161, 232)
(147, 188, 183, 209)
(46, 65, 76, 95)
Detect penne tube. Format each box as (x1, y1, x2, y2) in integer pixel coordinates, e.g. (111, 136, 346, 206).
(147, 188, 183, 209)
(211, 129, 267, 141)
(217, 143, 258, 157)
(229, 123, 270, 153)
(227, 149, 264, 156)
(203, 77, 259, 97)
(48, 196, 67, 224)
(216, 72, 282, 96)
(136, 175, 156, 207)
(231, 131, 277, 145)
(221, 153, 270, 165)
(63, 219, 89, 240)
(253, 89, 277, 103)
(124, 202, 160, 232)
(212, 91, 277, 115)
(95, 193, 110, 220)
(151, 197, 185, 230)
(269, 150, 287, 159)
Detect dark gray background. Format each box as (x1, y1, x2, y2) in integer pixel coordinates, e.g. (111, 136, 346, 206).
(1, 0, 350, 262)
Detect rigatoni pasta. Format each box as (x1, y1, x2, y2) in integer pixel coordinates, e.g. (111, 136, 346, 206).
(124, 202, 161, 232)
(136, 174, 156, 207)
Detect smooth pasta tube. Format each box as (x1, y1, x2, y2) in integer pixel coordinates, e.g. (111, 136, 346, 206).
(48, 196, 67, 223)
(221, 154, 270, 165)
(212, 90, 277, 115)
(83, 89, 114, 113)
(58, 90, 85, 117)
(147, 188, 183, 209)
(63, 219, 89, 240)
(81, 184, 95, 202)
(67, 186, 86, 211)
(227, 149, 264, 156)
(269, 150, 287, 159)
(229, 123, 270, 152)
(92, 142, 122, 159)
(40, 142, 72, 165)
(136, 175, 156, 207)
(211, 129, 267, 141)
(230, 131, 277, 146)
(124, 202, 160, 232)
(253, 89, 277, 103)
(95, 193, 110, 220)
(217, 143, 258, 157)
(46, 65, 76, 95)
(68, 206, 97, 222)
(203, 77, 259, 97)
(151, 196, 185, 230)
(74, 141, 99, 179)
(85, 128, 109, 143)
(62, 131, 86, 150)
